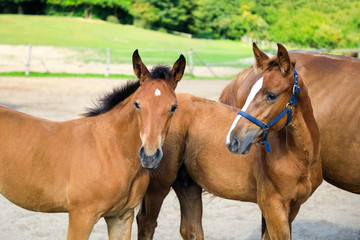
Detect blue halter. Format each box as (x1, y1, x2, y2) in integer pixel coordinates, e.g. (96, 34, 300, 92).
(237, 69, 300, 153)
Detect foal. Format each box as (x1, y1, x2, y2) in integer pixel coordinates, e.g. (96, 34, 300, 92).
(137, 44, 322, 240)
(221, 48, 360, 194)
(0, 50, 185, 239)
(225, 43, 322, 239)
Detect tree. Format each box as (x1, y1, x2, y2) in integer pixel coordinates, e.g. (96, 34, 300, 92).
(130, 0, 196, 32)
(129, 0, 160, 28)
(191, 0, 267, 40)
(10, 0, 46, 14)
(47, 0, 131, 19)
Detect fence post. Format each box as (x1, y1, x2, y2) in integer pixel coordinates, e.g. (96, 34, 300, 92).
(25, 44, 32, 76)
(192, 49, 217, 77)
(189, 48, 194, 76)
(105, 47, 110, 77)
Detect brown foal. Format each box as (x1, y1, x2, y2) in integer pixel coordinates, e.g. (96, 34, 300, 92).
(220, 46, 360, 194)
(0, 50, 185, 239)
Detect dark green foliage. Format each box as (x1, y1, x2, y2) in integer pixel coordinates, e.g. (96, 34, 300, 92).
(129, 0, 196, 32)
(0, 0, 46, 14)
(264, 0, 360, 48)
(0, 0, 359, 48)
(189, 0, 267, 40)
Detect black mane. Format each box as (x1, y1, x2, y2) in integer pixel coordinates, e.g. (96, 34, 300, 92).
(84, 80, 140, 117)
(84, 65, 172, 117)
(150, 65, 171, 80)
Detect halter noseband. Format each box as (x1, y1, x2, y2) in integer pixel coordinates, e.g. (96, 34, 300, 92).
(237, 69, 300, 153)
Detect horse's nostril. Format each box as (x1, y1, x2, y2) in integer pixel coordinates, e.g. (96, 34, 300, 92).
(139, 146, 145, 159)
(155, 149, 160, 158)
(231, 136, 240, 152)
(154, 148, 163, 162)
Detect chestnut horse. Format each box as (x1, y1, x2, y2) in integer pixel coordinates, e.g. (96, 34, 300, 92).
(137, 44, 322, 240)
(0, 50, 185, 239)
(220, 46, 360, 194)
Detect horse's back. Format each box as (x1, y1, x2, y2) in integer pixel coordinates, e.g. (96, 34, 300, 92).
(0, 105, 61, 150)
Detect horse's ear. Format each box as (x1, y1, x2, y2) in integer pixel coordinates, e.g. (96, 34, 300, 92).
(132, 49, 150, 83)
(277, 43, 291, 76)
(253, 42, 269, 70)
(171, 54, 186, 88)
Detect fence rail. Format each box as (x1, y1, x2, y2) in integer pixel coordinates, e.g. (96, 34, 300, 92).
(0, 43, 358, 78)
(0, 44, 253, 78)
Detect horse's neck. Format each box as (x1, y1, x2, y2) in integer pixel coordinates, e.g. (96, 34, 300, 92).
(261, 84, 319, 183)
(285, 82, 320, 163)
(96, 97, 140, 144)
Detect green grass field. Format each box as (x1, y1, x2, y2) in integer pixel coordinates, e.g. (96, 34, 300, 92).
(0, 14, 254, 66)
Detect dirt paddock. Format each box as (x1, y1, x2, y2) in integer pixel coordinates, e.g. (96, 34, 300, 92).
(0, 77, 359, 240)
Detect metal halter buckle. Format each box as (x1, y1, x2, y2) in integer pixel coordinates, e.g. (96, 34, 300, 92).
(286, 103, 293, 110)
(293, 85, 300, 95)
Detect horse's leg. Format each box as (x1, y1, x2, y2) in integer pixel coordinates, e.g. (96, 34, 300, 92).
(172, 172, 204, 240)
(261, 204, 299, 240)
(259, 198, 291, 240)
(67, 209, 98, 240)
(288, 204, 301, 236)
(105, 209, 134, 240)
(137, 184, 172, 240)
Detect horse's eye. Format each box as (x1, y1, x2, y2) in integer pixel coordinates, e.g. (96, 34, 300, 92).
(170, 104, 178, 113)
(266, 93, 278, 102)
(134, 101, 140, 109)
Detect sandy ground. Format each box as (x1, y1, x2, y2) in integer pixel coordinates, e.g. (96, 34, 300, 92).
(0, 77, 359, 240)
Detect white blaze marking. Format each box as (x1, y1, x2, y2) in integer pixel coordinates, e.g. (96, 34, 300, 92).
(155, 89, 161, 96)
(226, 115, 241, 145)
(241, 77, 263, 113)
(225, 77, 263, 145)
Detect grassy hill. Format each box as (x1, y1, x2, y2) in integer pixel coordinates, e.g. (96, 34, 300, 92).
(0, 14, 254, 66)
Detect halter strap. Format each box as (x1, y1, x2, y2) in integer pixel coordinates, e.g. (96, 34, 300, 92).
(237, 69, 300, 152)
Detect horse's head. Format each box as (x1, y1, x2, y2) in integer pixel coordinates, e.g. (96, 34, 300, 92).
(226, 43, 299, 154)
(132, 50, 185, 169)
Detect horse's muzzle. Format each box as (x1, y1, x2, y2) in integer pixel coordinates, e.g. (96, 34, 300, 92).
(226, 129, 258, 155)
(139, 146, 163, 169)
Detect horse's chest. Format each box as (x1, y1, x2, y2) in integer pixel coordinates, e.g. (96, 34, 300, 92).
(103, 168, 150, 217)
(268, 159, 311, 199)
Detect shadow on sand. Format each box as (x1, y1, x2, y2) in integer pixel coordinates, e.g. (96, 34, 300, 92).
(243, 219, 360, 240)
(0, 102, 21, 110)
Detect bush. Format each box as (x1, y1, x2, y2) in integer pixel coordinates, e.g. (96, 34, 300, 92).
(106, 15, 119, 24)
